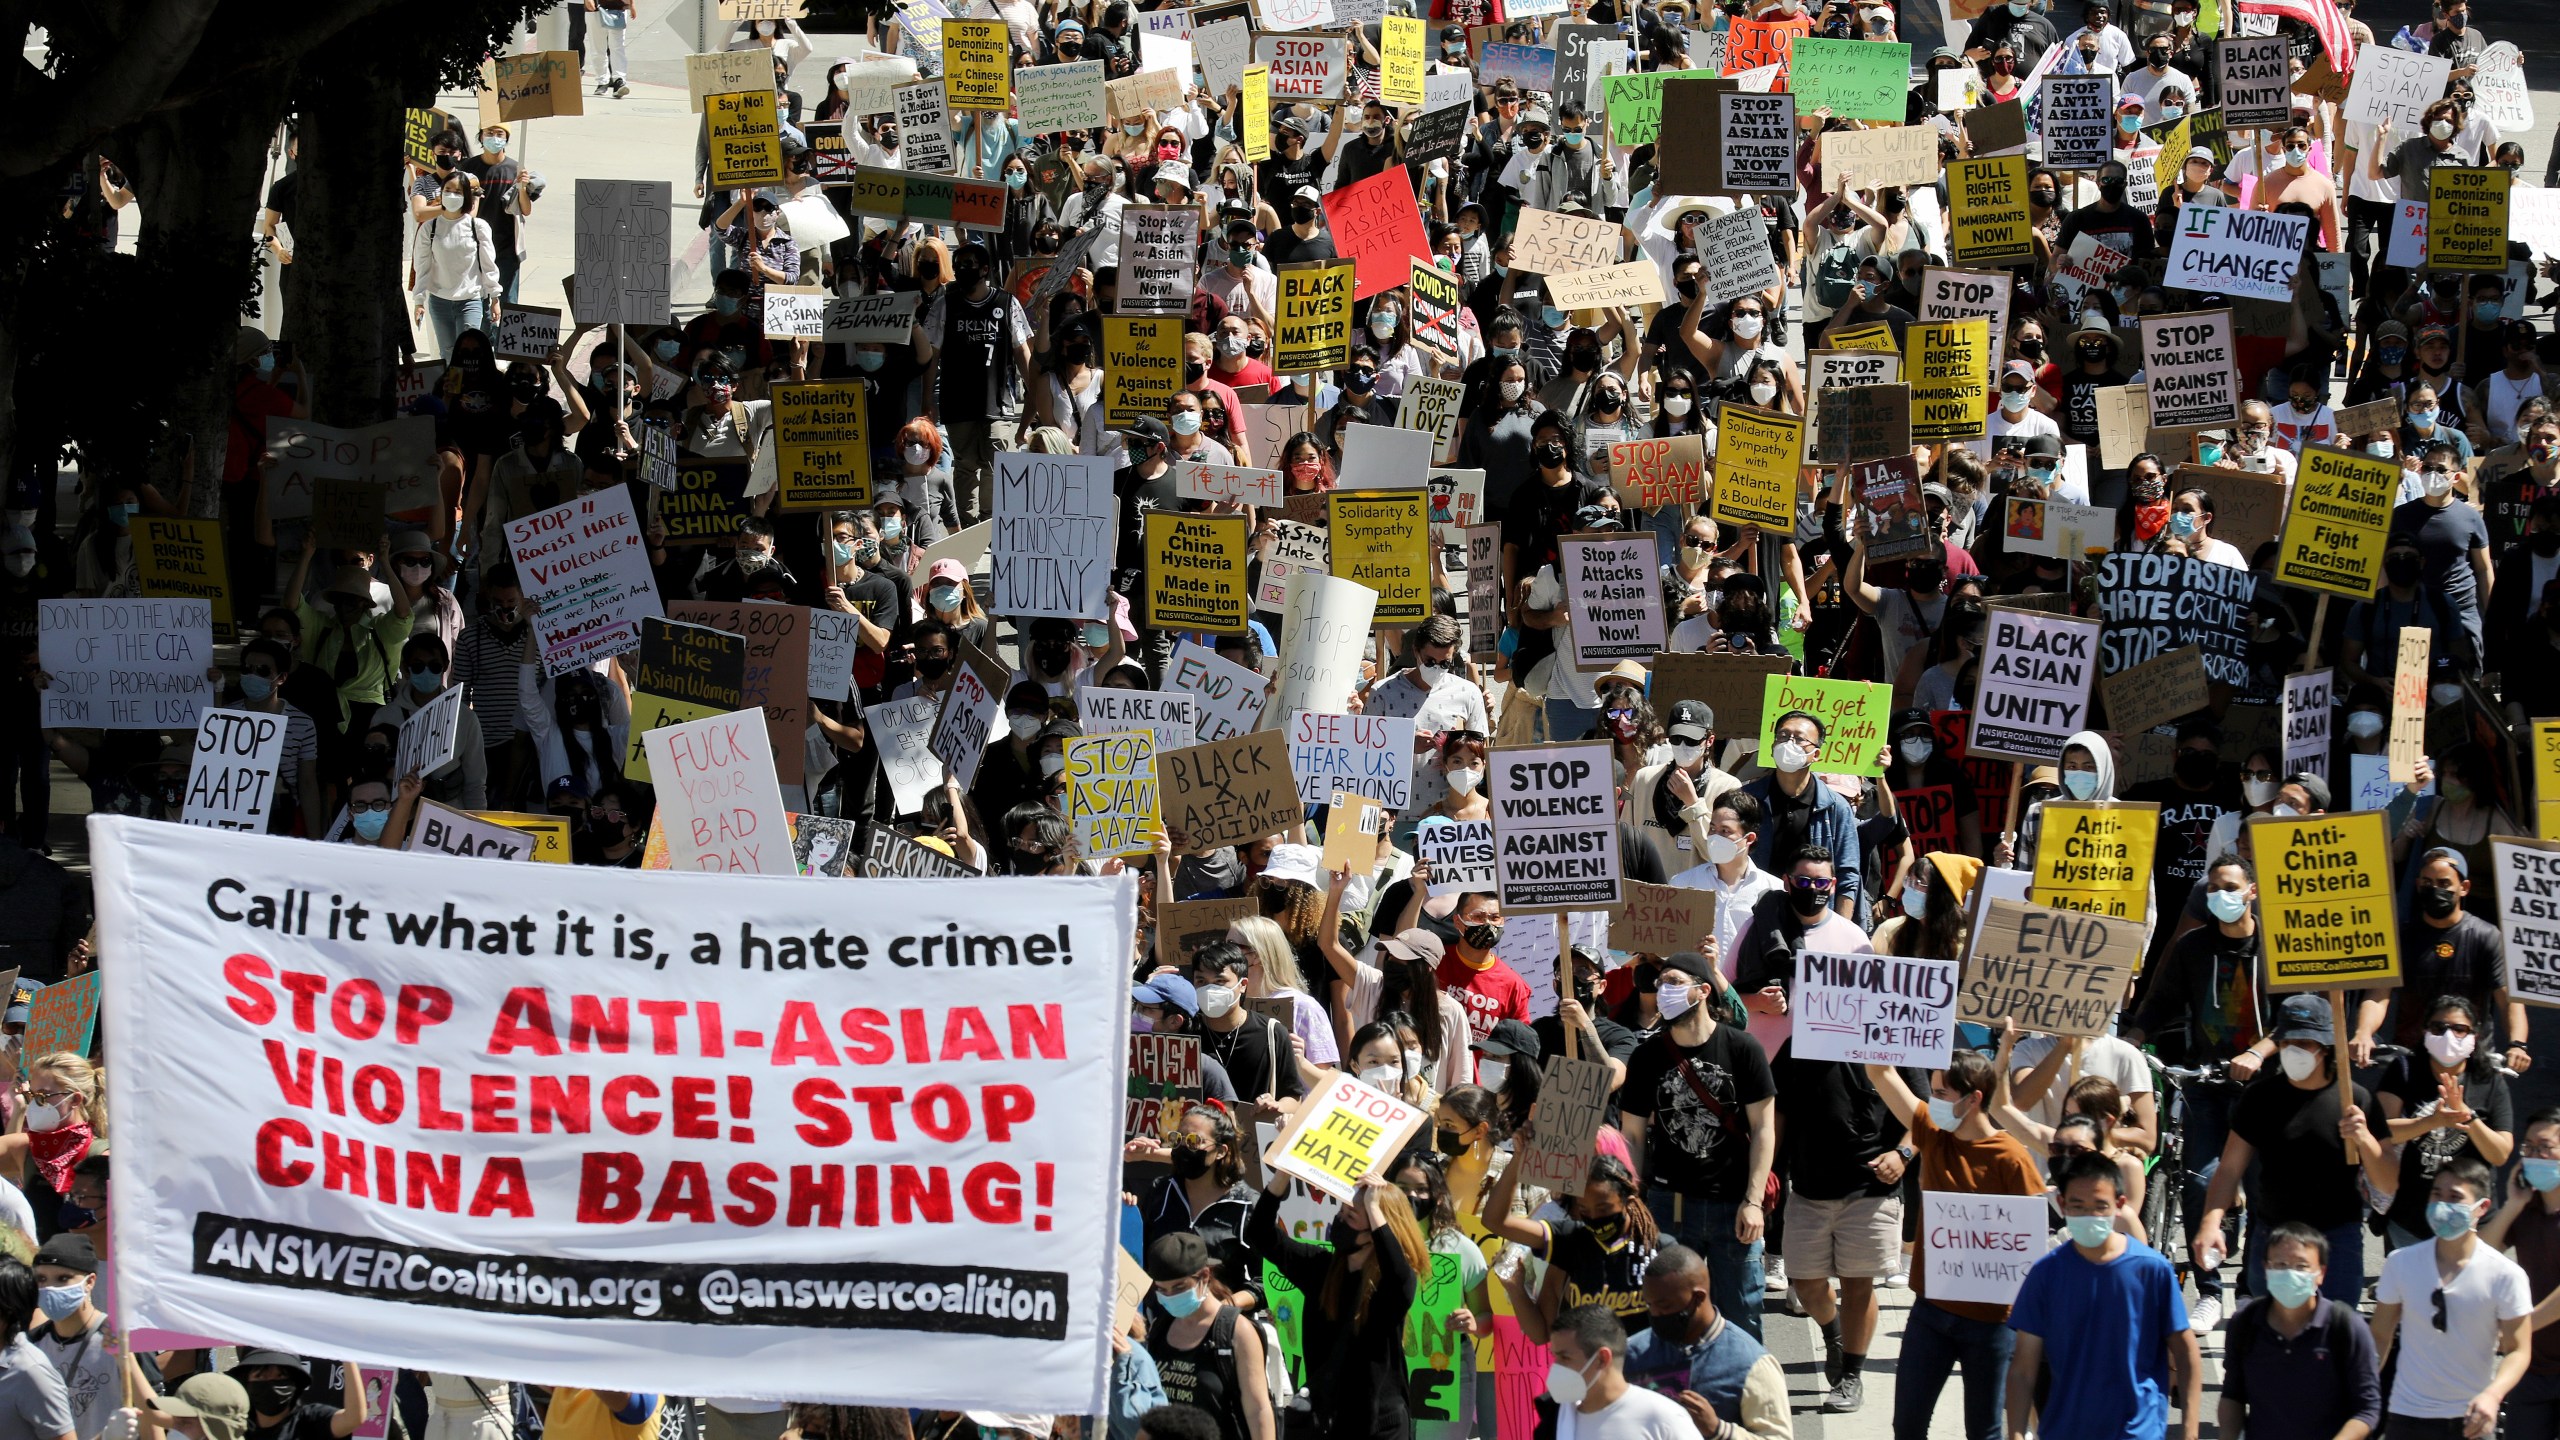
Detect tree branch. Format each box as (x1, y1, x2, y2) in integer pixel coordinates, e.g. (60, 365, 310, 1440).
(0, 0, 223, 178)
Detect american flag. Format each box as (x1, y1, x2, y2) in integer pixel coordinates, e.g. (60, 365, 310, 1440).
(2234, 0, 2357, 78)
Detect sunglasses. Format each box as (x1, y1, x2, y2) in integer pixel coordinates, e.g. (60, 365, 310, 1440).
(2428, 1021, 2476, 1037)
(1790, 877, 1836, 892)
(2433, 1287, 2449, 1331)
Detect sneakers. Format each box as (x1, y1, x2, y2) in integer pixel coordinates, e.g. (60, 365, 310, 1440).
(1764, 1257, 1787, 1292)
(595, 77, 610, 94)
(613, 81, 631, 98)
(1881, 1270, 1910, 1289)
(2189, 1294, 2224, 1334)
(1822, 1375, 1864, 1414)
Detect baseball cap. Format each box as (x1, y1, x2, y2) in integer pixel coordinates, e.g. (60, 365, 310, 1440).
(2419, 845, 2469, 879)
(1892, 707, 1934, 737)
(1292, 184, 1322, 204)
(1379, 928, 1447, 965)
(5, 977, 43, 1025)
(2284, 770, 2331, 812)
(1132, 975, 1200, 1016)
(1667, 700, 1713, 743)
(1145, 1229, 1211, 1280)
(1659, 950, 1717, 979)
(1474, 1017, 1542, 1060)
(928, 558, 968, 585)
(1121, 416, 1171, 448)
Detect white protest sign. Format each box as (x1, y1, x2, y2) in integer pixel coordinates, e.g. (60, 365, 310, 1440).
(1339, 426, 1433, 490)
(1081, 689, 1199, 756)
(1262, 1071, 1427, 1202)
(1969, 610, 2099, 764)
(1196, 17, 1253, 95)
(181, 708, 288, 831)
(645, 708, 796, 873)
(1487, 741, 1621, 913)
(1287, 712, 1415, 808)
(394, 685, 468, 783)
(931, 660, 1005, 788)
(2138, 310, 2239, 427)
(991, 452, 1114, 622)
(2350, 751, 2432, 811)
(572, 179, 674, 326)
(492, 304, 564, 363)
(1256, 35, 1344, 99)
(2494, 838, 2560, 1008)
(893, 79, 955, 173)
(865, 695, 945, 815)
(1920, 267, 2014, 376)
(1167, 640, 1270, 742)
(1791, 949, 1959, 1067)
(1398, 378, 1464, 463)
(807, 609, 861, 703)
(1118, 206, 1202, 317)
(2342, 45, 2453, 130)
(1697, 206, 1779, 307)
(2040, 73, 2113, 169)
(762, 286, 829, 341)
(1274, 571, 1376, 716)
(780, 192, 851, 252)
(1922, 1192, 2048, 1306)
(508, 487, 664, 675)
(2163, 205, 2309, 303)
(839, 55, 921, 115)
(39, 599, 212, 730)
(2283, 668, 2333, 784)
(1258, 0, 1337, 32)
(1139, 30, 1195, 83)
(405, 799, 537, 861)
(1016, 60, 1108, 134)
(1419, 818, 1496, 896)
(1558, 533, 1664, 666)
(2386, 198, 2429, 269)
(1256, 521, 1329, 614)
(89, 815, 1131, 1413)
(824, 291, 922, 344)
(2476, 43, 2535, 133)
(1176, 460, 1282, 508)
(262, 416, 441, 521)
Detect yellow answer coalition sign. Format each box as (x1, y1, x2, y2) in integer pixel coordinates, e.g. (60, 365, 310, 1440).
(2250, 811, 2402, 992)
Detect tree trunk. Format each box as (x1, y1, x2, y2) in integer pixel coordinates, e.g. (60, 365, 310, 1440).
(294, 46, 412, 429)
(128, 85, 290, 521)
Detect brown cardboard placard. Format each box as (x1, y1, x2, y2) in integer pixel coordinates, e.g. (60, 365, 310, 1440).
(2096, 384, 2149, 471)
(2390, 625, 2430, 784)
(1816, 383, 1913, 465)
(1159, 730, 1304, 854)
(1648, 651, 1792, 745)
(1961, 98, 2028, 155)
(1957, 895, 2145, 1036)
(1509, 1056, 1614, 1196)
(311, 477, 386, 552)
(1320, 790, 1387, 875)
(1157, 895, 1258, 969)
(2099, 645, 2211, 738)
(2184, 462, 2287, 561)
(1618, 879, 1715, 956)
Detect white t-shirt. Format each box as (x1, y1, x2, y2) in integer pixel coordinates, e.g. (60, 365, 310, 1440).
(2376, 1240, 2534, 1419)
(1557, 1381, 1694, 1440)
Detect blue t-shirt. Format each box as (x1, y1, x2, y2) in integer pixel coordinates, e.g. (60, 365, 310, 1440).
(2007, 1237, 2189, 1440)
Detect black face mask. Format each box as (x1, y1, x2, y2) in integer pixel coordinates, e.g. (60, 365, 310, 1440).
(1169, 1146, 1212, 1179)
(2420, 885, 2460, 918)
(1032, 641, 1073, 673)
(1788, 886, 1832, 918)
(915, 653, 954, 679)
(2016, 337, 2045, 360)
(1676, 276, 1699, 298)
(2386, 553, 2422, 586)
(2097, 179, 2127, 201)
(1184, 360, 1207, 383)
(1061, 342, 1093, 367)
(1463, 921, 1504, 951)
(1534, 443, 1568, 467)
(1434, 1126, 1469, 1157)
(2174, 749, 2218, 786)
(1292, 202, 1318, 222)
(248, 1380, 304, 1417)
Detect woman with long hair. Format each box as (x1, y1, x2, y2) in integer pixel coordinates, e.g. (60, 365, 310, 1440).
(1244, 1168, 1426, 1439)
(6, 1052, 103, 1231)
(1387, 1155, 1496, 1440)
(2375, 992, 2515, 1249)
(524, 663, 629, 796)
(1230, 911, 1338, 1082)
(887, 418, 958, 548)
(1314, 874, 1468, 1094)
(1990, 1023, 2149, 1235)
(1276, 431, 1335, 494)
(1479, 1152, 1661, 1333)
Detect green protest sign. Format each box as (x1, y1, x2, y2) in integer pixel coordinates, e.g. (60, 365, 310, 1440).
(1785, 38, 1911, 121)
(1603, 67, 1713, 145)
(1402, 1252, 1469, 1424)
(1757, 672, 1892, 776)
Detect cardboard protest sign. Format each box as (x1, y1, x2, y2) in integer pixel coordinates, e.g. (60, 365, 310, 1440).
(22, 971, 99, 1060)
(862, 695, 943, 816)
(1080, 690, 1198, 758)
(1545, 261, 1665, 312)
(1959, 897, 2143, 1036)
(2041, 73, 2114, 169)
(1511, 1057, 1613, 1195)
(990, 452, 1113, 622)
(1695, 205, 1780, 308)
(1126, 1034, 1203, 1143)
(2000, 497, 2109, 558)
(2390, 625, 2430, 785)
(625, 619, 747, 784)
(1288, 712, 1415, 808)
(1817, 122, 1939, 187)
(1397, 379, 1465, 465)
(1488, 742, 1621, 913)
(655, 459, 755, 545)
(1648, 651, 1790, 741)
(1145, 513, 1249, 634)
(1711, 91, 1796, 194)
(1791, 950, 1958, 1067)
(1160, 731, 1302, 854)
(665, 600, 810, 788)
(1619, 881, 1712, 955)
(309, 476, 385, 553)
(133, 517, 233, 640)
(2138, 310, 2239, 428)
(407, 800, 541, 862)
(2342, 44, 2452, 129)
(1255, 520, 1329, 614)
(1946, 156, 2032, 268)
(928, 651, 1005, 789)
(393, 684, 467, 785)
(1969, 611, 2100, 764)
(1710, 405, 1801, 531)
(91, 817, 1130, 1409)
(769, 380, 874, 511)
(1263, 1070, 1429, 1202)
(1166, 641, 1269, 743)
(1318, 790, 1387, 875)
(2099, 645, 2211, 738)
(804, 607, 860, 707)
(1419, 819, 1497, 896)
(40, 599, 213, 730)
(485, 50, 582, 121)
(1273, 261, 1354, 373)
(2030, 800, 2160, 917)
(1921, 1192, 2046, 1306)
(685, 49, 774, 109)
(1257, 34, 1345, 97)
(2250, 810, 2401, 991)
(262, 415, 440, 522)
(1961, 99, 2027, 158)
(1510, 206, 1621, 277)
(2275, 444, 2394, 600)
(2493, 837, 2560, 1006)
(1805, 349, 1900, 457)
(1852, 455, 1933, 563)
(471, 811, 571, 864)
(1175, 460, 1282, 509)
(2164, 205, 2309, 302)
(1559, 533, 1665, 667)
(646, 708, 797, 873)
(1816, 385, 1912, 466)
(508, 488, 661, 676)
(2428, 166, 2510, 273)
(492, 303, 564, 363)
(1905, 319, 1990, 443)
(1608, 436, 1707, 511)
(182, 709, 288, 832)
(1327, 490, 1432, 625)
(1758, 674, 1889, 776)
(2093, 552, 2259, 687)
(1158, 894, 1258, 969)
(892, 79, 955, 173)
(1338, 426, 1432, 491)
(403, 105, 452, 167)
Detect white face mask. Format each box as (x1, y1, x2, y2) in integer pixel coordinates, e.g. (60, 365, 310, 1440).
(1010, 713, 1043, 740)
(2270, 803, 2300, 817)
(2430, 119, 2456, 141)
(22, 1102, 62, 1133)
(1656, 979, 1695, 1020)
(1500, 379, 1526, 402)
(2243, 778, 2278, 807)
(1477, 1057, 1510, 1090)
(1198, 985, 1240, 1018)
(1415, 663, 1446, 687)
(1402, 1046, 1425, 1076)
(2427, 1028, 2477, 1066)
(2424, 471, 2454, 498)
(904, 443, 933, 466)
(1705, 834, 1744, 865)
(2347, 711, 2385, 740)
(2279, 1045, 2320, 1081)
(1358, 1063, 1404, 1091)
(1670, 742, 1702, 767)
(1749, 382, 1778, 405)
(1772, 740, 1811, 773)
(440, 192, 464, 213)
(1040, 752, 1067, 777)
(2432, 682, 2464, 708)
(1664, 395, 1692, 416)
(1545, 1355, 1597, 1410)
(1731, 315, 1763, 340)
(1446, 766, 1482, 794)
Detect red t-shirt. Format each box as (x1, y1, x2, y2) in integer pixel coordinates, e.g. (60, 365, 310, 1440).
(1436, 953, 1532, 1042)
(225, 377, 297, 487)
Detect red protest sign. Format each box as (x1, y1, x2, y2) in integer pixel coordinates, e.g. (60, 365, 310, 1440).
(1931, 711, 2014, 826)
(1323, 166, 1432, 303)
(1722, 15, 1809, 84)
(1896, 783, 1960, 857)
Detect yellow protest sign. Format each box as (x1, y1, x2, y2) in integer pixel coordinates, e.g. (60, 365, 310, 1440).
(133, 516, 235, 641)
(1242, 65, 1272, 161)
(2427, 166, 2510, 274)
(1146, 512, 1250, 633)
(1328, 490, 1433, 625)
(769, 380, 874, 512)
(2030, 800, 2160, 918)
(2536, 720, 2560, 841)
(1712, 405, 1801, 531)
(471, 811, 573, 863)
(1905, 318, 1989, 443)
(1946, 154, 2032, 268)
(706, 89, 786, 189)
(942, 18, 1011, 110)
(1830, 322, 1897, 353)
(1275, 260, 1355, 374)
(1264, 1070, 1430, 1202)
(1066, 730, 1161, 859)
(2249, 810, 2401, 993)
(1102, 315, 1185, 428)
(2150, 117, 2192, 195)
(1381, 17, 1427, 107)
(2274, 444, 2395, 600)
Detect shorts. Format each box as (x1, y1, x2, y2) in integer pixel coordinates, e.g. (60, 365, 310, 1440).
(1781, 1188, 1904, 1281)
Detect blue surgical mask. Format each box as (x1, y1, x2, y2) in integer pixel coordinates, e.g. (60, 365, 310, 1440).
(2168, 511, 2197, 537)
(855, 350, 886, 372)
(1927, 1098, 1960, 1130)
(654, 338, 683, 360)
(2198, 440, 2224, 465)
(931, 583, 962, 610)
(2410, 407, 2439, 429)
(35, 1285, 83, 1322)
(2206, 889, 2249, 923)
(1006, 170, 1028, 190)
(1540, 306, 1566, 328)
(1558, 131, 1586, 148)
(2064, 1214, 2115, 1247)
(2160, 104, 2185, 121)
(831, 540, 856, 566)
(255, 353, 276, 377)
(2263, 1267, 2320, 1308)
(1901, 886, 1929, 918)
(408, 668, 439, 694)
(239, 674, 275, 702)
(484, 136, 509, 155)
(1082, 622, 1112, 648)
(106, 505, 134, 527)
(712, 294, 742, 315)
(2525, 1158, 2560, 1192)
(1156, 1286, 1204, 1317)
(2063, 770, 2100, 799)
(2428, 1199, 2479, 1239)
(352, 810, 391, 841)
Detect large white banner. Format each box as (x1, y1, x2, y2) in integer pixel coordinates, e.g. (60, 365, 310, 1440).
(92, 816, 1133, 1412)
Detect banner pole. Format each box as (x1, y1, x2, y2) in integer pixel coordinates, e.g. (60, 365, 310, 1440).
(1558, 912, 1579, 1059)
(2329, 985, 2357, 1164)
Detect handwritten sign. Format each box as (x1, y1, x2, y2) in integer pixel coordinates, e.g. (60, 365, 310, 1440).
(1960, 897, 2143, 1036)
(1758, 674, 1889, 777)
(1160, 731, 1302, 855)
(1922, 1192, 2046, 1305)
(1288, 711, 1415, 808)
(39, 599, 211, 730)
(1793, 950, 1958, 1067)
(1619, 880, 1712, 955)
(862, 694, 943, 816)
(181, 708, 287, 831)
(1512, 1057, 1613, 1195)
(991, 452, 1113, 621)
(1419, 819, 1497, 896)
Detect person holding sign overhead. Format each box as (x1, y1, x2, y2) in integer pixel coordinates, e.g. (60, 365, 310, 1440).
(1243, 1166, 1424, 1440)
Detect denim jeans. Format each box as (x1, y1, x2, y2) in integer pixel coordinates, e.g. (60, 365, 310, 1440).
(426, 294, 488, 359)
(1645, 1188, 1765, 1341)
(2242, 1214, 2366, 1303)
(1893, 1299, 2016, 1440)
(2177, 1080, 2237, 1300)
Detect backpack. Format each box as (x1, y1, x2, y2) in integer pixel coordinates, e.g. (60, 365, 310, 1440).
(1812, 240, 1860, 311)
